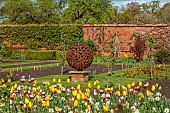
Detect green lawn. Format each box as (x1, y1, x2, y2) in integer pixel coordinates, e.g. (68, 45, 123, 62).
(13, 68, 146, 89)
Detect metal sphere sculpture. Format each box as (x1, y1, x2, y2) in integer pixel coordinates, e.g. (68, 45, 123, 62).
(66, 43, 94, 71)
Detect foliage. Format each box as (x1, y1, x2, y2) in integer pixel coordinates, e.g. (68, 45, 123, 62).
(123, 65, 170, 80)
(155, 50, 170, 63)
(0, 25, 83, 49)
(83, 39, 97, 52)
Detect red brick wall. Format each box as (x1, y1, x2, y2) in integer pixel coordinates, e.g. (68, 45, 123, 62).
(82, 24, 170, 58)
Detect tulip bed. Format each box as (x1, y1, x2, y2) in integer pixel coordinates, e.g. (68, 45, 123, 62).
(0, 77, 170, 113)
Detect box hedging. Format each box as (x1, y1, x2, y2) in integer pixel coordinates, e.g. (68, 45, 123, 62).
(26, 50, 66, 61)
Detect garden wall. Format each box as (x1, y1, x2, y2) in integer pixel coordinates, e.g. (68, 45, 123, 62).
(82, 24, 170, 58)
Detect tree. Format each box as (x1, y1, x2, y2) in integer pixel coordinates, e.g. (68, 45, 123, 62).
(0, 0, 37, 24)
(61, 0, 117, 24)
(34, 0, 60, 24)
(158, 3, 170, 24)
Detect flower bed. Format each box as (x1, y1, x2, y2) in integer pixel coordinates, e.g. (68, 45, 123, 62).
(0, 78, 170, 113)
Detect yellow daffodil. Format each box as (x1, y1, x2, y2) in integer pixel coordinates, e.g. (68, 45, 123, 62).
(151, 85, 155, 92)
(131, 82, 135, 87)
(66, 78, 70, 84)
(45, 101, 50, 108)
(25, 98, 29, 105)
(87, 105, 91, 111)
(123, 91, 127, 97)
(97, 85, 100, 90)
(103, 105, 109, 112)
(76, 93, 81, 100)
(127, 84, 131, 89)
(88, 82, 92, 89)
(139, 82, 142, 87)
(74, 100, 79, 107)
(116, 91, 120, 97)
(77, 84, 81, 90)
(146, 90, 150, 96)
(45, 95, 50, 101)
(53, 78, 56, 83)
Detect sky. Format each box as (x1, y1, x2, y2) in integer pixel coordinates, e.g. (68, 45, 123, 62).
(112, 0, 170, 8)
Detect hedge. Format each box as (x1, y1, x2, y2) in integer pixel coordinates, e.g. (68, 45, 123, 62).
(25, 50, 66, 61)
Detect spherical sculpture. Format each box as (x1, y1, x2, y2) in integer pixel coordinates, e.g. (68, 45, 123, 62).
(66, 43, 94, 71)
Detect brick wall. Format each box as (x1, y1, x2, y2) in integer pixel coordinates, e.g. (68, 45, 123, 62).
(82, 24, 170, 58)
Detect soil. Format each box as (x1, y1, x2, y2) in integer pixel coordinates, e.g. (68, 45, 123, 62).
(2, 61, 57, 69)
(0, 64, 170, 98)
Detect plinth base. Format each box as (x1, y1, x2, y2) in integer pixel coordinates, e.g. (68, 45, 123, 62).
(69, 71, 90, 82)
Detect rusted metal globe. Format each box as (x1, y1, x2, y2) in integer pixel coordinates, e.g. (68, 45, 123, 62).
(66, 43, 94, 71)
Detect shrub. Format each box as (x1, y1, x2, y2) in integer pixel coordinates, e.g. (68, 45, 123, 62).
(56, 51, 66, 61)
(155, 50, 170, 63)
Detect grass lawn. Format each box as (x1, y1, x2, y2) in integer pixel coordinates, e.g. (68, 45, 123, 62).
(13, 68, 146, 89)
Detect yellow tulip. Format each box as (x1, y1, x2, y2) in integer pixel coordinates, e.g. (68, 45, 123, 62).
(159, 86, 161, 90)
(122, 85, 126, 91)
(1, 79, 4, 83)
(155, 83, 158, 88)
(139, 82, 142, 87)
(38, 96, 42, 102)
(97, 85, 100, 90)
(146, 90, 150, 96)
(86, 88, 90, 93)
(96, 80, 99, 84)
(59, 84, 62, 89)
(77, 84, 81, 90)
(116, 91, 120, 97)
(50, 85, 55, 92)
(46, 81, 50, 86)
(86, 92, 90, 97)
(87, 105, 91, 111)
(94, 81, 97, 86)
(127, 84, 131, 89)
(7, 79, 11, 83)
(146, 82, 149, 87)
(1, 84, 7, 89)
(76, 93, 81, 100)
(67, 78, 70, 84)
(25, 98, 29, 105)
(151, 85, 155, 92)
(28, 101, 32, 108)
(58, 79, 61, 83)
(14, 84, 18, 89)
(55, 106, 59, 111)
(45, 95, 50, 101)
(103, 105, 109, 112)
(74, 100, 79, 107)
(81, 93, 85, 100)
(53, 78, 56, 83)
(72, 90, 77, 97)
(131, 82, 135, 87)
(45, 101, 50, 108)
(57, 89, 61, 94)
(123, 91, 127, 97)
(88, 82, 92, 89)
(36, 86, 41, 92)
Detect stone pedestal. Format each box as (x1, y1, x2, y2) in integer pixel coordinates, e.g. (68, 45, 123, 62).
(69, 71, 90, 82)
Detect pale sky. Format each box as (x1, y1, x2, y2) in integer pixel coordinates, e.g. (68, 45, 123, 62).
(112, 0, 170, 7)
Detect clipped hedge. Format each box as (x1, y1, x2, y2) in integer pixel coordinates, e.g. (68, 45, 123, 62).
(25, 50, 66, 61)
(155, 50, 170, 63)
